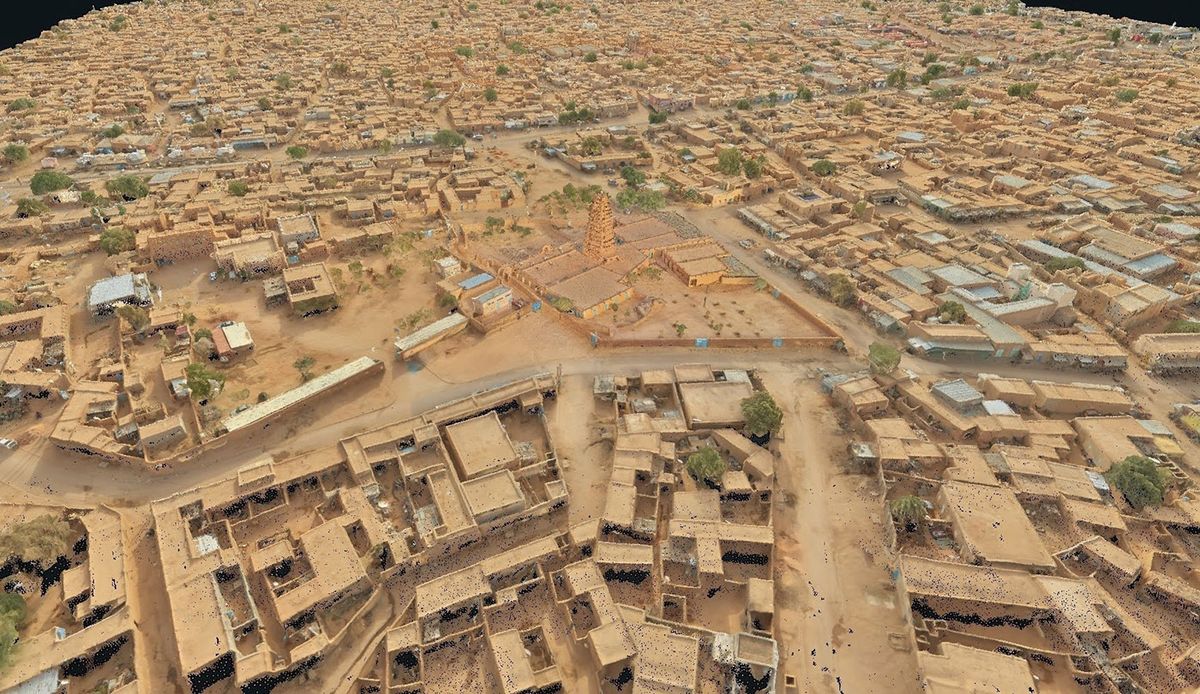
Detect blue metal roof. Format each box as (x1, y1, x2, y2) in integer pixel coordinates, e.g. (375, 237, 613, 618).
(458, 273, 493, 290)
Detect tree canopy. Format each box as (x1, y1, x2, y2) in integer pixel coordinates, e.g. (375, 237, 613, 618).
(115, 304, 150, 332)
(2, 144, 28, 164)
(0, 592, 25, 670)
(686, 447, 727, 486)
(938, 300, 966, 324)
(829, 273, 856, 307)
(716, 148, 743, 176)
(105, 174, 149, 201)
(185, 362, 225, 400)
(1044, 256, 1084, 273)
(29, 170, 73, 195)
(811, 159, 837, 177)
(890, 495, 927, 527)
(620, 165, 646, 187)
(0, 514, 72, 566)
(615, 188, 665, 212)
(286, 145, 309, 160)
(1007, 82, 1038, 99)
(1107, 455, 1166, 509)
(433, 129, 466, 149)
(741, 391, 783, 437)
(99, 227, 136, 255)
(15, 198, 47, 218)
(868, 341, 901, 375)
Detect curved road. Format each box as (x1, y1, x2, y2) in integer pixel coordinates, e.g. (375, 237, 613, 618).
(0, 346, 856, 508)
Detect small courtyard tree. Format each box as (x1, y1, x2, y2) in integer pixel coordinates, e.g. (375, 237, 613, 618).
(99, 226, 136, 255)
(938, 300, 966, 324)
(686, 446, 727, 487)
(294, 356, 317, 381)
(185, 362, 225, 401)
(105, 174, 149, 201)
(1107, 455, 1167, 509)
(741, 391, 783, 438)
(0, 514, 72, 567)
(868, 341, 901, 375)
(890, 495, 927, 529)
(828, 273, 856, 307)
(115, 304, 150, 333)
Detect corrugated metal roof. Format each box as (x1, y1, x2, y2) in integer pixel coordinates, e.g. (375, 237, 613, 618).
(458, 273, 493, 290)
(394, 313, 468, 352)
(220, 357, 379, 433)
(931, 379, 985, 405)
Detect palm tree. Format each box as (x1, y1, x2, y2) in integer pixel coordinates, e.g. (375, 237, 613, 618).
(890, 495, 927, 530)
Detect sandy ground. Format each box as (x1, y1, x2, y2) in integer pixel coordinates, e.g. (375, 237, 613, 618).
(622, 270, 830, 339)
(762, 370, 920, 693)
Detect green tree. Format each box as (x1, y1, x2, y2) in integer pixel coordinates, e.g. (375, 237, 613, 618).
(0, 515, 72, 566)
(1107, 455, 1166, 509)
(1166, 319, 1200, 334)
(99, 226, 136, 255)
(6, 98, 35, 113)
(716, 148, 743, 176)
(890, 495, 927, 527)
(620, 165, 646, 187)
(584, 51, 597, 62)
(868, 341, 901, 375)
(185, 362, 225, 400)
(275, 73, 293, 90)
(15, 198, 47, 218)
(228, 180, 249, 197)
(433, 129, 466, 149)
(1044, 256, 1084, 272)
(1106, 27, 1121, 44)
(29, 170, 73, 195)
(674, 322, 687, 337)
(329, 61, 349, 78)
(968, 4, 984, 14)
(293, 356, 316, 381)
(842, 99, 865, 116)
(257, 96, 272, 111)
(101, 124, 125, 139)
(649, 111, 668, 124)
(115, 304, 150, 333)
(483, 87, 498, 102)
(829, 273, 856, 307)
(886, 68, 908, 88)
(0, 300, 18, 316)
(455, 46, 475, 58)
(1007, 82, 1038, 98)
(496, 64, 510, 76)
(742, 156, 765, 179)
(615, 188, 665, 212)
(0, 617, 16, 670)
(920, 64, 946, 84)
(286, 145, 309, 160)
(797, 86, 813, 102)
(938, 300, 967, 324)
(1115, 88, 1138, 103)
(686, 447, 727, 486)
(741, 391, 783, 437)
(105, 174, 149, 201)
(1006, 0, 1019, 15)
(735, 98, 752, 110)
(2, 144, 28, 164)
(811, 159, 836, 177)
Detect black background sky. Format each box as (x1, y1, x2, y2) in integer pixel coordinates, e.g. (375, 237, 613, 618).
(0, 1, 1197, 52)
